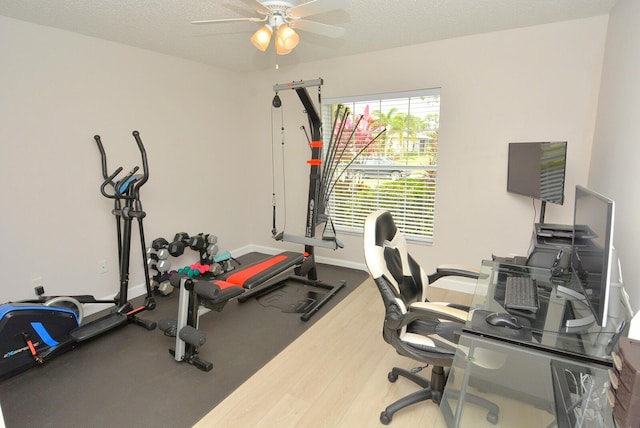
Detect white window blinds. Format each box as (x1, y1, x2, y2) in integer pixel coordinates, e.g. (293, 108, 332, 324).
(321, 88, 441, 243)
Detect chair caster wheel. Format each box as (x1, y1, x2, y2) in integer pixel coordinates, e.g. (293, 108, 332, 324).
(487, 412, 499, 424)
(380, 411, 392, 425)
(387, 372, 398, 382)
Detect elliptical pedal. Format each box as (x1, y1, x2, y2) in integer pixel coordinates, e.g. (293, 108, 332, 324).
(69, 312, 128, 342)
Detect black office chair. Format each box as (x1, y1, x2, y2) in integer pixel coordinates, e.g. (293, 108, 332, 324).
(363, 209, 499, 425)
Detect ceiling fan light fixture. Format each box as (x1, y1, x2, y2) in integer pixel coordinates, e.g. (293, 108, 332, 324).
(276, 24, 300, 51)
(192, 0, 349, 60)
(250, 25, 273, 52)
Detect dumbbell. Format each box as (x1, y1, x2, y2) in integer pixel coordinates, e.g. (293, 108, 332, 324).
(147, 244, 170, 273)
(147, 236, 169, 260)
(151, 237, 169, 251)
(156, 277, 173, 296)
(168, 232, 190, 257)
(147, 246, 169, 262)
(177, 262, 213, 278)
(208, 263, 222, 276)
(188, 233, 218, 252)
(188, 234, 207, 251)
(150, 277, 173, 296)
(149, 259, 172, 295)
(192, 263, 210, 275)
(206, 235, 218, 255)
(200, 251, 232, 275)
(148, 258, 171, 272)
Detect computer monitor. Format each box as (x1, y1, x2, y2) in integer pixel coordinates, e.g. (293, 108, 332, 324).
(570, 185, 616, 328)
(507, 141, 567, 223)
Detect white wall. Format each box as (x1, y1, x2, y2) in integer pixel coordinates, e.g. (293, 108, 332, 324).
(589, 0, 640, 311)
(0, 14, 613, 305)
(246, 17, 608, 275)
(0, 16, 253, 302)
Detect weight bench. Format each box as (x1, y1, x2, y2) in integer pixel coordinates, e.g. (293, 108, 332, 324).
(220, 251, 304, 289)
(161, 251, 304, 371)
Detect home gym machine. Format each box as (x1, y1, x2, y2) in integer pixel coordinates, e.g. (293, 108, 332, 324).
(236, 78, 346, 321)
(0, 130, 156, 380)
(157, 79, 356, 372)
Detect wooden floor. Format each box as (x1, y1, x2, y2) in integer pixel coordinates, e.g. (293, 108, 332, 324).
(194, 278, 472, 428)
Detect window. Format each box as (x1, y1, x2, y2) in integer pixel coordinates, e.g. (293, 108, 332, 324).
(321, 88, 440, 243)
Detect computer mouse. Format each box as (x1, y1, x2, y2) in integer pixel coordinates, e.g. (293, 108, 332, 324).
(485, 312, 522, 329)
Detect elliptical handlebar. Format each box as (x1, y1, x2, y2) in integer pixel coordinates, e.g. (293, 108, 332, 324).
(131, 130, 149, 188)
(99, 167, 124, 199)
(94, 131, 149, 200)
(93, 134, 110, 181)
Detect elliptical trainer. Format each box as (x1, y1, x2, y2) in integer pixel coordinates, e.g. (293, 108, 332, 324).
(0, 130, 156, 380)
(80, 130, 157, 337)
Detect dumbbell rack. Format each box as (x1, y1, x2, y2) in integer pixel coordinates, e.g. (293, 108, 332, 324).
(169, 233, 234, 272)
(146, 238, 173, 295)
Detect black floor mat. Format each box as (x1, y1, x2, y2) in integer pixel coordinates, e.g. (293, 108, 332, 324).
(257, 282, 330, 313)
(0, 253, 368, 428)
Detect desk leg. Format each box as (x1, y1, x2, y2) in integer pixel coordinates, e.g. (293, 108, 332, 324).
(453, 343, 474, 425)
(440, 340, 500, 427)
(439, 344, 475, 428)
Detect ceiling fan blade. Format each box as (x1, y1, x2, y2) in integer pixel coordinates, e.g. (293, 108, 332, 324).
(288, 0, 350, 19)
(191, 17, 265, 25)
(290, 19, 345, 38)
(237, 0, 272, 16)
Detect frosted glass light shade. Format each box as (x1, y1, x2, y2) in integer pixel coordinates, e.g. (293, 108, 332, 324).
(250, 25, 273, 51)
(275, 36, 292, 55)
(276, 24, 299, 51)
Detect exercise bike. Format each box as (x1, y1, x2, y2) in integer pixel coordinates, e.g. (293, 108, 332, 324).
(0, 130, 156, 380)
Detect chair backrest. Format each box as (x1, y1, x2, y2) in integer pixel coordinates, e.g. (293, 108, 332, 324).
(364, 210, 460, 366)
(364, 209, 429, 309)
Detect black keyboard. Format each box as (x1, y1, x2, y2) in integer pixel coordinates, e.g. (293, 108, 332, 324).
(504, 276, 539, 313)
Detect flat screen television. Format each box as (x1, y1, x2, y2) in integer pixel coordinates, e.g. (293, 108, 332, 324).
(507, 142, 568, 217)
(570, 185, 616, 328)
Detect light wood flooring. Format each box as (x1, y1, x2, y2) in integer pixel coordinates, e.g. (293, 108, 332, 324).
(194, 277, 472, 428)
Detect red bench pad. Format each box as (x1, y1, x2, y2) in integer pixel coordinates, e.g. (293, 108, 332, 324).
(222, 251, 304, 289)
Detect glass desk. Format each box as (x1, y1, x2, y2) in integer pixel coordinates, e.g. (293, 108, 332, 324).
(434, 261, 624, 427)
(466, 261, 625, 363)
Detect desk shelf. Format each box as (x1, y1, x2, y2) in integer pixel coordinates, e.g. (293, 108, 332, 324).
(436, 333, 614, 427)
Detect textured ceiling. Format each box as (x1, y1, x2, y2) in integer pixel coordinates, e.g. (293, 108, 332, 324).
(0, 0, 617, 72)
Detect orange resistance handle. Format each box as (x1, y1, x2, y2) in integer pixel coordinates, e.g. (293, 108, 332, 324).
(27, 340, 37, 356)
(21, 333, 37, 356)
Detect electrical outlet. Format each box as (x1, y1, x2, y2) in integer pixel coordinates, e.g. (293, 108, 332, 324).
(31, 276, 43, 289)
(98, 260, 108, 274)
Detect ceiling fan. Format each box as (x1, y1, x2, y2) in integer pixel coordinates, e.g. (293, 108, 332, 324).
(192, 0, 350, 55)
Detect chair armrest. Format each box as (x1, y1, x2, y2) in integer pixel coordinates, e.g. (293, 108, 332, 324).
(409, 302, 469, 323)
(409, 301, 469, 323)
(384, 301, 468, 330)
(428, 264, 480, 284)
